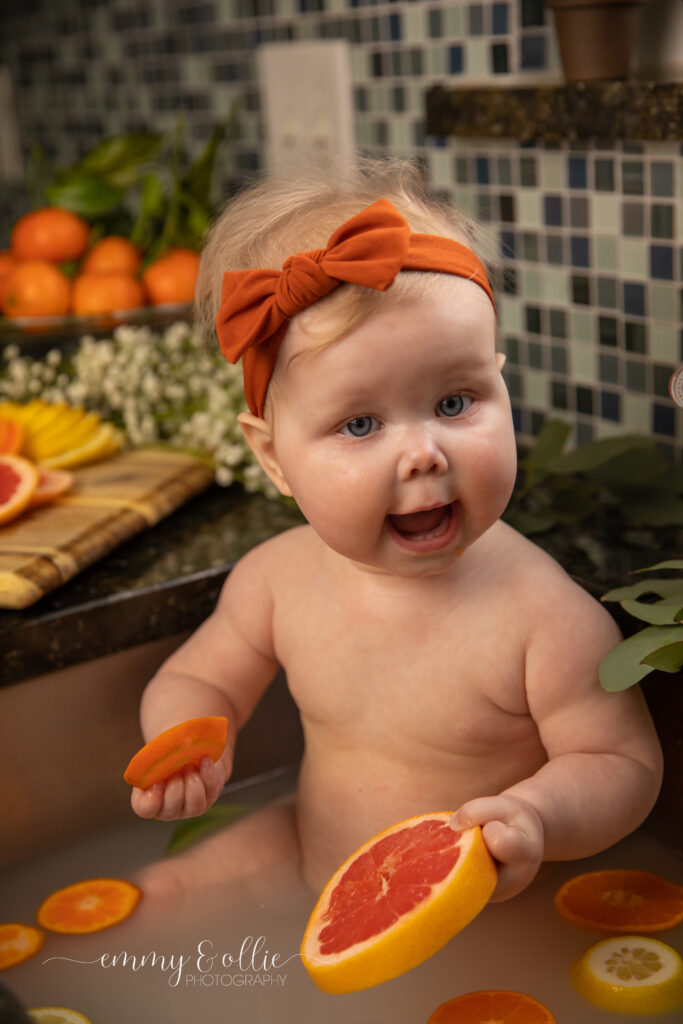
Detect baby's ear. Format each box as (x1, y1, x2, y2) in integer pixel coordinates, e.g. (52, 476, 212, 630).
(495, 352, 507, 371)
(237, 413, 293, 497)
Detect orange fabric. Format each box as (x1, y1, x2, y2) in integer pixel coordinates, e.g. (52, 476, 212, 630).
(216, 198, 496, 416)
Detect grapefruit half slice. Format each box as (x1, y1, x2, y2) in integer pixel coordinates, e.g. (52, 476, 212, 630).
(300, 812, 496, 993)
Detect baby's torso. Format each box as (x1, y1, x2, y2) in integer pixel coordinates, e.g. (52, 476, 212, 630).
(266, 523, 549, 888)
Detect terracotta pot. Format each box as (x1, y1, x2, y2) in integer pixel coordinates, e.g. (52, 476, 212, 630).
(546, 0, 648, 81)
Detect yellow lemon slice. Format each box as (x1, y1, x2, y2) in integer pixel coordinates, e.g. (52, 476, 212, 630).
(572, 935, 683, 1015)
(27, 1009, 92, 1024)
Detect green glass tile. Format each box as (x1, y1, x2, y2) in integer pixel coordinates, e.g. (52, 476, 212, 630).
(371, 86, 389, 113)
(500, 296, 523, 332)
(625, 321, 647, 354)
(521, 232, 539, 261)
(625, 359, 647, 393)
(528, 340, 544, 368)
(651, 204, 674, 240)
(571, 342, 598, 381)
(540, 151, 565, 190)
(621, 394, 651, 434)
(525, 369, 551, 409)
(546, 235, 564, 265)
(622, 160, 645, 195)
(595, 236, 618, 272)
(549, 309, 567, 337)
(543, 268, 569, 304)
(551, 344, 568, 373)
(455, 156, 469, 184)
(401, 5, 423, 41)
(592, 195, 620, 233)
(598, 315, 619, 347)
(649, 284, 676, 321)
(454, 188, 477, 215)
(654, 362, 675, 397)
(468, 38, 488, 75)
(390, 118, 413, 149)
(620, 239, 648, 277)
(429, 149, 453, 187)
(569, 196, 589, 228)
(520, 266, 542, 300)
(355, 120, 374, 147)
(599, 353, 620, 385)
(596, 277, 618, 308)
(650, 161, 674, 198)
(622, 202, 645, 236)
(426, 46, 446, 76)
(594, 158, 615, 191)
(516, 189, 542, 227)
(520, 157, 537, 187)
(443, 5, 463, 36)
(650, 324, 678, 362)
(497, 157, 512, 186)
(571, 309, 595, 344)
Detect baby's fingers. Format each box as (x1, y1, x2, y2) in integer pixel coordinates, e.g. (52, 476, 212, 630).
(481, 820, 542, 902)
(131, 782, 165, 819)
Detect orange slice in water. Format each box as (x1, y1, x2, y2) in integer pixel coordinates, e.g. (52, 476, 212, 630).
(0, 454, 39, 526)
(301, 812, 496, 994)
(0, 922, 45, 970)
(555, 869, 683, 934)
(36, 878, 141, 934)
(123, 715, 229, 790)
(426, 990, 556, 1023)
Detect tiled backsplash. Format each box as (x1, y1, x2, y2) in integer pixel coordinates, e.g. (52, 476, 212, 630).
(1, 0, 681, 455)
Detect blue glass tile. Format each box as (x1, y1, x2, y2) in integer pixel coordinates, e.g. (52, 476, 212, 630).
(568, 156, 587, 189)
(500, 230, 516, 258)
(520, 35, 545, 69)
(601, 391, 621, 422)
(389, 13, 401, 40)
(511, 405, 523, 432)
(544, 195, 563, 226)
(653, 403, 675, 437)
(570, 236, 590, 268)
(476, 156, 490, 184)
(432, 135, 448, 148)
(492, 2, 509, 34)
(449, 45, 464, 74)
(650, 245, 674, 280)
(623, 282, 645, 317)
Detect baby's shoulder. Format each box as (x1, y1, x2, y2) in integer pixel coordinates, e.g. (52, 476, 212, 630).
(232, 523, 319, 584)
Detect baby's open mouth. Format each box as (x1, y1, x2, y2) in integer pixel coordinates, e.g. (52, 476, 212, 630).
(388, 503, 453, 541)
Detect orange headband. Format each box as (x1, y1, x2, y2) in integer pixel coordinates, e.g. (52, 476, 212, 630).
(216, 199, 496, 417)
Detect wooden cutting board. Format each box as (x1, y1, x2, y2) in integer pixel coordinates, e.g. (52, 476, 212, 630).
(0, 448, 215, 609)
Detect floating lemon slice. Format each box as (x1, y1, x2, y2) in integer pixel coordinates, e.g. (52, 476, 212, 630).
(572, 935, 683, 1015)
(27, 1008, 92, 1024)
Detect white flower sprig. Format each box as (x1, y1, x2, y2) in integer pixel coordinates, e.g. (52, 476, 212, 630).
(0, 322, 277, 497)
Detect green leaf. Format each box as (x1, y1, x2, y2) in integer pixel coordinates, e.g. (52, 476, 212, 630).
(46, 174, 125, 218)
(547, 435, 655, 474)
(641, 640, 683, 672)
(524, 419, 572, 466)
(165, 803, 252, 856)
(79, 132, 163, 186)
(599, 625, 683, 691)
(547, 480, 597, 523)
(635, 560, 683, 572)
(130, 173, 167, 246)
(602, 579, 683, 603)
(503, 508, 559, 535)
(619, 598, 683, 625)
(584, 446, 671, 488)
(621, 491, 683, 527)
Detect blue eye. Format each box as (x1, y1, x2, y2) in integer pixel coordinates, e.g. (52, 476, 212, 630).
(342, 416, 377, 437)
(437, 394, 471, 417)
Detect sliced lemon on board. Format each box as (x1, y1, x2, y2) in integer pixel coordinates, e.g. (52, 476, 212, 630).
(572, 935, 683, 1015)
(27, 1009, 92, 1024)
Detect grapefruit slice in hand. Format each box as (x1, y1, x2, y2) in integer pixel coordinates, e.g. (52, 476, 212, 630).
(301, 812, 497, 993)
(124, 715, 229, 790)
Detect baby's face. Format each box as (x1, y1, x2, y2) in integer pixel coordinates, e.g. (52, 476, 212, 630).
(267, 278, 518, 578)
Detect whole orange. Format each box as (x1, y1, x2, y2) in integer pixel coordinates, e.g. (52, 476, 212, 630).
(0, 250, 17, 308)
(71, 272, 146, 316)
(11, 208, 91, 263)
(142, 248, 200, 305)
(82, 235, 141, 276)
(2, 261, 71, 318)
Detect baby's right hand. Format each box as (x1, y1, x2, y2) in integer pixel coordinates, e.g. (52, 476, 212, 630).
(131, 756, 227, 821)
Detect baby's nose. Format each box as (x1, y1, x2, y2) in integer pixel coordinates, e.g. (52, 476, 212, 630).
(396, 429, 448, 480)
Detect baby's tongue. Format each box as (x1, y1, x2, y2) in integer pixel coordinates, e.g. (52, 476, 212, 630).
(389, 506, 445, 535)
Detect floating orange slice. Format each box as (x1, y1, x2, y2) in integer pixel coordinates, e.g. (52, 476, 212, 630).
(427, 990, 556, 1023)
(36, 878, 141, 934)
(555, 869, 683, 934)
(0, 922, 45, 970)
(0, 454, 39, 526)
(301, 813, 496, 994)
(123, 715, 229, 790)
(572, 935, 683, 1015)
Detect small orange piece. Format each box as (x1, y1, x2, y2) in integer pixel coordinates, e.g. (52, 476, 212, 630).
(81, 235, 141, 276)
(29, 468, 74, 507)
(142, 247, 200, 305)
(427, 991, 556, 1023)
(0, 250, 17, 308)
(11, 208, 90, 262)
(0, 922, 45, 970)
(0, 455, 39, 525)
(124, 715, 229, 790)
(555, 869, 683, 934)
(71, 272, 145, 316)
(2, 261, 71, 318)
(0, 417, 24, 455)
(36, 878, 141, 934)
(301, 813, 497, 994)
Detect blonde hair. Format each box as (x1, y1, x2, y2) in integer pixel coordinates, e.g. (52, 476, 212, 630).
(195, 156, 498, 416)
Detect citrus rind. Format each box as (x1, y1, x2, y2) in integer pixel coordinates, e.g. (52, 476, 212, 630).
(27, 1007, 92, 1024)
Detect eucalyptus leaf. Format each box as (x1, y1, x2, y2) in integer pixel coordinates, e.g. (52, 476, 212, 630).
(602, 579, 683, 603)
(46, 174, 125, 217)
(635, 560, 683, 572)
(165, 803, 252, 856)
(599, 625, 682, 691)
(619, 598, 683, 625)
(503, 508, 558, 535)
(79, 132, 163, 183)
(584, 447, 671, 488)
(641, 639, 683, 672)
(621, 491, 683, 527)
(523, 419, 572, 467)
(547, 435, 654, 474)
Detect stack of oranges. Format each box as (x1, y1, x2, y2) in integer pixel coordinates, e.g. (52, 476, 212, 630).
(0, 207, 201, 319)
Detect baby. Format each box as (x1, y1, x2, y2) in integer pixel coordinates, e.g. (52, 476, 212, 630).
(133, 159, 662, 903)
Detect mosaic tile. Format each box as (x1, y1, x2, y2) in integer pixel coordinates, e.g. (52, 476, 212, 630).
(571, 343, 598, 383)
(622, 392, 652, 432)
(570, 309, 595, 345)
(592, 194, 620, 233)
(650, 324, 678, 363)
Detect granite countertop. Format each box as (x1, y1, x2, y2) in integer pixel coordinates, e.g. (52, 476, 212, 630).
(0, 481, 676, 688)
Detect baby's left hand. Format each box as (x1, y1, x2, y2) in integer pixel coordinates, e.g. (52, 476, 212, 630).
(449, 795, 544, 902)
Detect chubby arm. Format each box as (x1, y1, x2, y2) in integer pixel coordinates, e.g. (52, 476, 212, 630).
(131, 541, 281, 821)
(451, 582, 663, 901)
